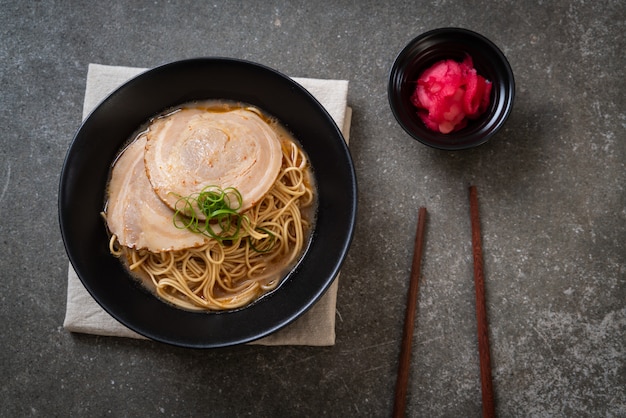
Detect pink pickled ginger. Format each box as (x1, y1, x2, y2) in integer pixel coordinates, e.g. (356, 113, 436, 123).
(411, 56, 492, 134)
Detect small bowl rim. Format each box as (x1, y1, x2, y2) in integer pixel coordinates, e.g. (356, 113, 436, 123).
(388, 27, 515, 150)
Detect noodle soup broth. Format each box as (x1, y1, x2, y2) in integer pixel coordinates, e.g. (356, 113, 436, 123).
(105, 100, 317, 312)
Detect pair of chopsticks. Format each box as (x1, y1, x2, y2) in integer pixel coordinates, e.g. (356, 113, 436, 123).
(392, 186, 495, 418)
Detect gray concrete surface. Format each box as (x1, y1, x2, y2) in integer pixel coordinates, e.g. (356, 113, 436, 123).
(1, 1, 624, 416)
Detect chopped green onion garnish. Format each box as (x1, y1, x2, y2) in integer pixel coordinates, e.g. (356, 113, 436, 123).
(172, 186, 275, 252)
(248, 227, 277, 253)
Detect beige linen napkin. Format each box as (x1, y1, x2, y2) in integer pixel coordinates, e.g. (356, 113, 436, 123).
(64, 63, 351, 346)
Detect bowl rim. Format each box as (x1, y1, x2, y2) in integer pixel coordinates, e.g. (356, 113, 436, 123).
(59, 57, 357, 348)
(388, 27, 515, 150)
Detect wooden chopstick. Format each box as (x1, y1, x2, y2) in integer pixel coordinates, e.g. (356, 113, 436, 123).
(469, 186, 496, 418)
(393, 207, 427, 418)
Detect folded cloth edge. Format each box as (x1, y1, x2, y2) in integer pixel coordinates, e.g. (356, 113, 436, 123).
(64, 63, 352, 347)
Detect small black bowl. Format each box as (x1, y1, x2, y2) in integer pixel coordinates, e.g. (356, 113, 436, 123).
(388, 28, 515, 150)
(59, 58, 357, 348)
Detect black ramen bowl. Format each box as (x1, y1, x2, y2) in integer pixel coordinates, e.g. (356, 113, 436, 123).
(59, 58, 357, 348)
(388, 27, 515, 150)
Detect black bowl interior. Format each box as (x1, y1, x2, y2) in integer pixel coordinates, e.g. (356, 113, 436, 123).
(59, 58, 357, 348)
(388, 28, 515, 150)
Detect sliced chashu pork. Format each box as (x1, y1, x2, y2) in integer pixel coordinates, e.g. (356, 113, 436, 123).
(106, 133, 209, 252)
(144, 107, 283, 219)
